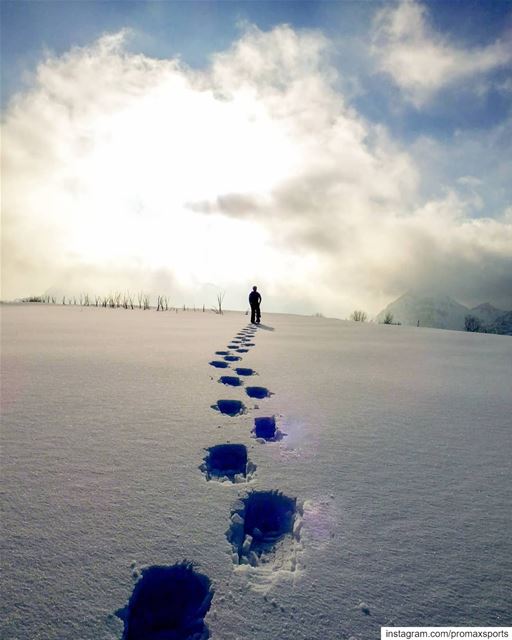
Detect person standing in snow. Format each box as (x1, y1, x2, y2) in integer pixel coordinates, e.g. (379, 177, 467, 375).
(249, 286, 261, 324)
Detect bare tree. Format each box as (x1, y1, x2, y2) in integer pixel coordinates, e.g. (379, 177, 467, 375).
(383, 312, 394, 324)
(350, 310, 367, 322)
(212, 291, 226, 315)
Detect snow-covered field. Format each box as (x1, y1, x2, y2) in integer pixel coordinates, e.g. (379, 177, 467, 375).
(1, 305, 511, 639)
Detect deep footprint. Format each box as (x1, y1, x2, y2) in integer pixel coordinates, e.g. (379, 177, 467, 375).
(219, 376, 242, 387)
(224, 355, 242, 362)
(214, 399, 245, 416)
(200, 444, 254, 482)
(118, 562, 213, 640)
(209, 360, 229, 368)
(235, 367, 255, 376)
(215, 351, 230, 356)
(253, 416, 278, 440)
(236, 349, 249, 353)
(227, 491, 300, 567)
(246, 386, 271, 399)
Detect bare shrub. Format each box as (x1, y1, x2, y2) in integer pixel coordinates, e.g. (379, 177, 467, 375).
(464, 315, 481, 332)
(351, 310, 367, 322)
(212, 291, 225, 314)
(157, 295, 169, 311)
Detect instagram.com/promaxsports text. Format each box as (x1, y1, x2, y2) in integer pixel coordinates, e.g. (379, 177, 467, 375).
(381, 628, 511, 640)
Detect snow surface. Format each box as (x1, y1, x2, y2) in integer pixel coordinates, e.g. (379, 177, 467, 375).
(1, 305, 511, 639)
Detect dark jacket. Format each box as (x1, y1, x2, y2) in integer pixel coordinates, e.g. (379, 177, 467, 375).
(249, 291, 261, 306)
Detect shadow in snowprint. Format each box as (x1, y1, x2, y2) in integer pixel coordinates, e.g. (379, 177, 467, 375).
(116, 562, 213, 640)
(209, 360, 229, 369)
(200, 443, 255, 483)
(212, 399, 246, 416)
(252, 416, 285, 442)
(227, 491, 302, 571)
(235, 367, 256, 377)
(245, 386, 272, 399)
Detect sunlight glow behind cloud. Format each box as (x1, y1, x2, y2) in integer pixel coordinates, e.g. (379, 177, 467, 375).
(2, 23, 511, 314)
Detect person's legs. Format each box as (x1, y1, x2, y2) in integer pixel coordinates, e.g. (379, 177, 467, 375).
(250, 305, 256, 323)
(256, 304, 261, 323)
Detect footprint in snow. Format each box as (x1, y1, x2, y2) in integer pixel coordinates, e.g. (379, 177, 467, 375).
(200, 443, 255, 483)
(227, 491, 302, 571)
(215, 350, 230, 356)
(116, 562, 213, 640)
(212, 399, 246, 416)
(246, 386, 272, 399)
(224, 355, 242, 362)
(219, 376, 242, 387)
(235, 367, 255, 376)
(209, 360, 229, 369)
(252, 416, 284, 442)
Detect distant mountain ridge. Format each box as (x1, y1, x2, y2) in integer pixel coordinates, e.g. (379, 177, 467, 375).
(469, 303, 505, 325)
(487, 311, 512, 336)
(376, 292, 511, 334)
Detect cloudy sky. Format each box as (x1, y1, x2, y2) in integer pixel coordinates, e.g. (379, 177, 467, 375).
(1, 0, 511, 316)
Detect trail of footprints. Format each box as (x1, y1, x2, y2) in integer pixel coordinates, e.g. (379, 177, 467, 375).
(116, 324, 302, 639)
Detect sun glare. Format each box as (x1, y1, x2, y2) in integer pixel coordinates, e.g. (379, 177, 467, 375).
(58, 74, 300, 288)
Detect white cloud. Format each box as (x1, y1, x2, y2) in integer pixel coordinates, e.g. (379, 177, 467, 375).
(372, 0, 512, 106)
(1, 25, 511, 315)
